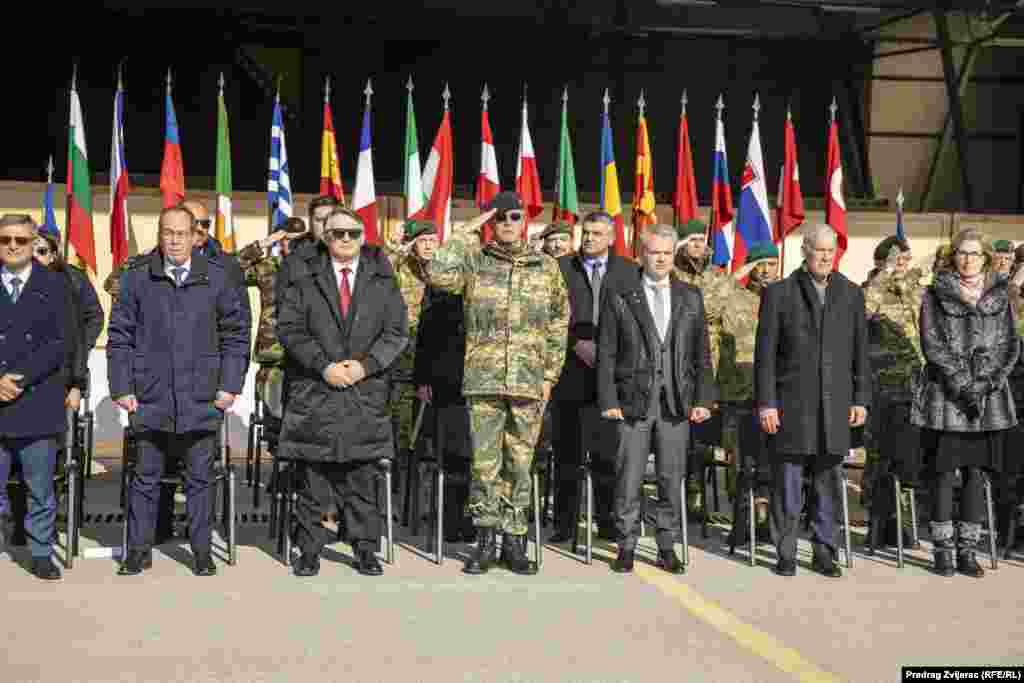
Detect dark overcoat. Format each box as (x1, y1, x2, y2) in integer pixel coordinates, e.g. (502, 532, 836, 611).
(276, 245, 408, 464)
(0, 262, 70, 438)
(754, 267, 871, 461)
(414, 288, 467, 405)
(107, 251, 250, 434)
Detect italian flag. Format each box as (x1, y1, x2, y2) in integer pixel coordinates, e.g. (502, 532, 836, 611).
(66, 80, 96, 274)
(553, 91, 579, 227)
(403, 85, 424, 218)
(215, 84, 234, 252)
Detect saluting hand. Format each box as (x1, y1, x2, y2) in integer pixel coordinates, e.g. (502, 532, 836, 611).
(416, 385, 433, 404)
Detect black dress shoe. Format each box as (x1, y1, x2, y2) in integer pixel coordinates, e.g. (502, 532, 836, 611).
(31, 556, 62, 581)
(811, 557, 842, 578)
(355, 548, 384, 576)
(118, 549, 153, 576)
(193, 553, 217, 577)
(774, 558, 797, 577)
(657, 549, 686, 575)
(957, 551, 985, 578)
(293, 552, 320, 577)
(0, 513, 9, 555)
(548, 528, 574, 544)
(611, 548, 635, 573)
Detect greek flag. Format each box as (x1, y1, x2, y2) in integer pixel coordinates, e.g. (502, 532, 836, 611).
(267, 95, 292, 233)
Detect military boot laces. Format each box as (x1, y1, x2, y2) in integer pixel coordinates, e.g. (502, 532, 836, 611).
(501, 533, 538, 575)
(463, 527, 497, 575)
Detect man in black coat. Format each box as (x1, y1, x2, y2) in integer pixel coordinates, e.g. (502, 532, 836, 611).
(598, 224, 714, 574)
(0, 215, 69, 580)
(549, 211, 634, 543)
(274, 195, 341, 307)
(755, 223, 870, 578)
(277, 207, 408, 578)
(108, 206, 250, 577)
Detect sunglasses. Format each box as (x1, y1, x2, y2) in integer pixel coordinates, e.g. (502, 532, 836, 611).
(326, 228, 363, 242)
(0, 236, 32, 247)
(34, 246, 52, 257)
(496, 210, 524, 224)
(196, 219, 212, 229)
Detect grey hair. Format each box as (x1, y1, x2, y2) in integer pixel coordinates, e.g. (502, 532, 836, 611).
(641, 224, 680, 252)
(0, 213, 38, 232)
(801, 223, 838, 251)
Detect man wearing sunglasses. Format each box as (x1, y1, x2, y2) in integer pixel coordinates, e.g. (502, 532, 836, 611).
(277, 208, 407, 577)
(427, 192, 570, 575)
(0, 214, 71, 580)
(183, 200, 251, 336)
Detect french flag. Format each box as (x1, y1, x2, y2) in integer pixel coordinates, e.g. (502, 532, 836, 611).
(353, 84, 379, 244)
(732, 97, 773, 271)
(709, 105, 734, 269)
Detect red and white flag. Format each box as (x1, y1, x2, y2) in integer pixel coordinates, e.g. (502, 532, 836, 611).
(516, 97, 543, 237)
(775, 109, 804, 244)
(673, 93, 698, 225)
(825, 102, 847, 266)
(475, 86, 499, 243)
(414, 101, 454, 242)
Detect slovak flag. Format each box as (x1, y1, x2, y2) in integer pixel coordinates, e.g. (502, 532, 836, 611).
(709, 112, 735, 269)
(353, 91, 380, 244)
(732, 102, 773, 271)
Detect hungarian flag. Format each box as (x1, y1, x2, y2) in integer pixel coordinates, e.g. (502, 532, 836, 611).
(110, 75, 131, 267)
(413, 107, 454, 242)
(215, 78, 235, 252)
(353, 83, 379, 245)
(320, 82, 345, 204)
(775, 109, 805, 243)
(476, 88, 500, 243)
(825, 108, 847, 265)
(403, 81, 424, 218)
(66, 76, 96, 274)
(709, 106, 735, 269)
(673, 101, 698, 225)
(600, 107, 627, 257)
(553, 90, 579, 226)
(631, 109, 656, 257)
(159, 77, 185, 209)
(516, 98, 543, 235)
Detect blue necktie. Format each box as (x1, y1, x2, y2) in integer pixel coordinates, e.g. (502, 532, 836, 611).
(9, 276, 22, 303)
(172, 267, 185, 287)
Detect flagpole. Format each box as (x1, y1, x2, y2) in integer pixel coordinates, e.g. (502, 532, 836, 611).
(405, 76, 414, 220)
(269, 77, 281, 236)
(64, 64, 78, 263)
(633, 89, 647, 257)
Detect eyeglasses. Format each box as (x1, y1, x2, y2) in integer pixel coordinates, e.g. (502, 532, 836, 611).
(955, 251, 984, 260)
(34, 247, 52, 257)
(160, 230, 192, 243)
(496, 210, 524, 224)
(0, 236, 31, 247)
(326, 228, 363, 242)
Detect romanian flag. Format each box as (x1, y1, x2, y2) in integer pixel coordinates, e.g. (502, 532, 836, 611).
(600, 107, 627, 257)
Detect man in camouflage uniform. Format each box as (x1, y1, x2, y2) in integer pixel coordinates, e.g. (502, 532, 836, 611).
(719, 242, 779, 543)
(862, 235, 925, 550)
(993, 239, 1015, 275)
(539, 222, 574, 259)
(427, 192, 570, 575)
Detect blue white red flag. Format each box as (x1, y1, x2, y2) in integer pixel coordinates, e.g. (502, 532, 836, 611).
(733, 104, 773, 271)
(352, 84, 379, 244)
(110, 78, 131, 267)
(710, 110, 735, 268)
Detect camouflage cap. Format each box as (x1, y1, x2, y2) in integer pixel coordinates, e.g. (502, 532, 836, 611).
(993, 239, 1014, 253)
(538, 222, 572, 240)
(873, 235, 910, 261)
(745, 241, 779, 264)
(677, 219, 707, 240)
(402, 219, 438, 243)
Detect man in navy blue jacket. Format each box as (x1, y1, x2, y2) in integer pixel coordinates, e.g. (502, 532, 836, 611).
(0, 214, 69, 580)
(108, 206, 250, 577)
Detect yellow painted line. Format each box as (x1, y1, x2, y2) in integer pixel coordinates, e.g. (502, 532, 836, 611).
(594, 544, 843, 683)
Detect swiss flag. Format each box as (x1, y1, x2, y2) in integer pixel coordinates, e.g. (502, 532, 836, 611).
(414, 110, 454, 242)
(825, 117, 847, 266)
(516, 100, 543, 237)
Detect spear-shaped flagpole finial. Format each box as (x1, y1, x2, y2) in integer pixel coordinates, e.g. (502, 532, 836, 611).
(752, 93, 761, 122)
(275, 74, 283, 102)
(324, 75, 331, 103)
(715, 93, 725, 120)
(562, 85, 569, 107)
(442, 82, 451, 112)
(71, 62, 77, 91)
(219, 72, 225, 97)
(603, 88, 611, 115)
(829, 96, 838, 123)
(481, 83, 490, 111)
(522, 82, 529, 110)
(166, 68, 172, 96)
(897, 187, 905, 209)
(638, 89, 646, 117)
(364, 78, 373, 105)
(46, 155, 54, 184)
(117, 61, 124, 91)
(681, 89, 688, 116)
(406, 75, 414, 96)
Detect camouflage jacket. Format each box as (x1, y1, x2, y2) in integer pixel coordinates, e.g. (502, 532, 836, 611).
(427, 239, 570, 401)
(672, 255, 735, 377)
(237, 240, 285, 366)
(718, 282, 762, 402)
(863, 267, 927, 387)
(388, 249, 431, 382)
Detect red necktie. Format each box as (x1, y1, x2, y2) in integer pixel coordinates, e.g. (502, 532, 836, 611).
(339, 267, 352, 317)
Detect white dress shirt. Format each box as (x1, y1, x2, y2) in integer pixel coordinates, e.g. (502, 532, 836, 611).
(333, 255, 360, 294)
(165, 257, 192, 286)
(1, 261, 32, 299)
(642, 272, 671, 341)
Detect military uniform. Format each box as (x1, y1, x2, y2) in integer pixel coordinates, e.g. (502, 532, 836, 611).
(237, 240, 287, 405)
(427, 234, 569, 536)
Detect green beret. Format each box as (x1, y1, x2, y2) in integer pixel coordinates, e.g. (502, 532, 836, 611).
(993, 239, 1013, 253)
(677, 219, 707, 240)
(745, 241, 779, 265)
(402, 219, 437, 243)
(873, 235, 909, 262)
(539, 222, 573, 240)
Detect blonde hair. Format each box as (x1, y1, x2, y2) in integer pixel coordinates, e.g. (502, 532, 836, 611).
(944, 227, 993, 271)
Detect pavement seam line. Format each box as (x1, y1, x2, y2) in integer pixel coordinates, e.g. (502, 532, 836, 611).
(631, 561, 844, 683)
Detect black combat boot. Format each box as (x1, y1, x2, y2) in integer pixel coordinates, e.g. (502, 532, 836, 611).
(931, 521, 956, 577)
(463, 527, 497, 575)
(500, 533, 538, 575)
(956, 522, 984, 578)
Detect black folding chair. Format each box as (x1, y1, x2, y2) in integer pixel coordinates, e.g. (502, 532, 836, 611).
(245, 399, 265, 507)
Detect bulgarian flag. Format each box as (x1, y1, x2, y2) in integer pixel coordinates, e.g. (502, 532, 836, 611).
(66, 71, 96, 274)
(553, 88, 579, 228)
(215, 75, 235, 252)
(403, 77, 425, 218)
(320, 77, 345, 204)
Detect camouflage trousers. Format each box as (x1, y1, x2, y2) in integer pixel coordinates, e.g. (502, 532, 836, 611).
(467, 396, 544, 535)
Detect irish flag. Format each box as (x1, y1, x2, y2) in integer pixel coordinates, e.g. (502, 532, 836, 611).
(66, 73, 96, 274)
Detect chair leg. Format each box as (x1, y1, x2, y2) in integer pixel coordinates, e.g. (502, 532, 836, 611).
(245, 421, 255, 487)
(984, 474, 998, 571)
(1005, 501, 1019, 561)
(228, 466, 237, 566)
(585, 468, 593, 566)
(701, 465, 710, 539)
(748, 474, 756, 567)
(253, 425, 263, 509)
(384, 461, 395, 565)
(85, 411, 95, 480)
(268, 458, 280, 541)
(908, 487, 919, 548)
(284, 466, 295, 568)
(840, 467, 853, 570)
(894, 475, 904, 569)
(65, 464, 76, 569)
(533, 471, 542, 568)
(572, 464, 585, 557)
(680, 473, 690, 568)
(436, 469, 445, 566)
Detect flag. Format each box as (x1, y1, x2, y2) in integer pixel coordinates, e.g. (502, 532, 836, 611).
(414, 107, 454, 242)
(353, 87, 380, 244)
(267, 94, 292, 232)
(215, 79, 235, 252)
(516, 99, 543, 233)
(403, 82, 424, 218)
(553, 91, 579, 225)
(110, 77, 131, 267)
(732, 101, 774, 271)
(825, 110, 847, 265)
(320, 84, 345, 204)
(775, 110, 805, 243)
(66, 76, 96, 274)
(709, 110, 735, 269)
(895, 188, 905, 241)
(600, 108, 627, 257)
(673, 101, 698, 225)
(476, 88, 500, 243)
(41, 157, 60, 241)
(159, 79, 185, 209)
(631, 106, 656, 257)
